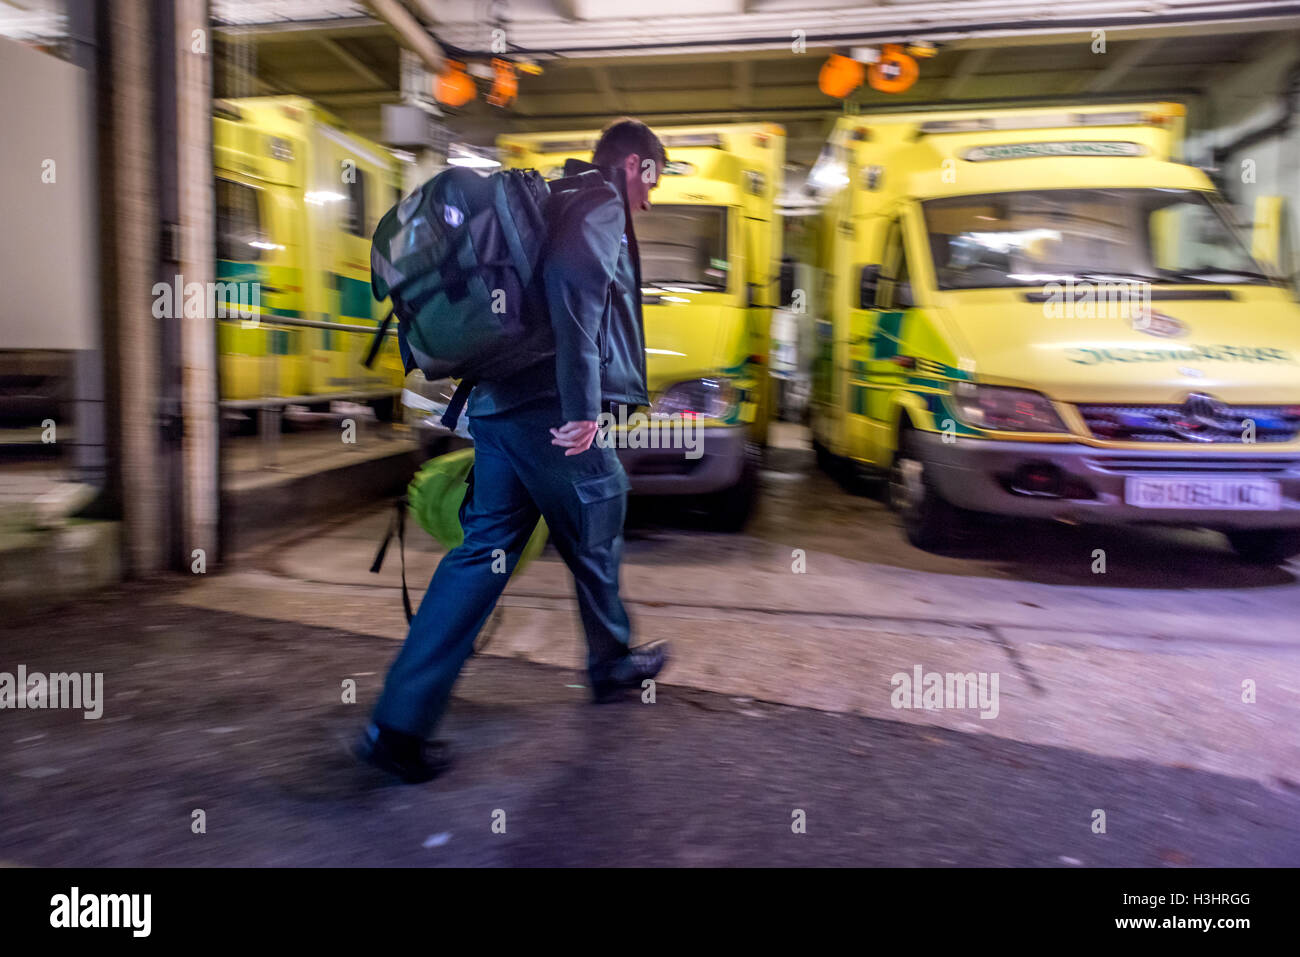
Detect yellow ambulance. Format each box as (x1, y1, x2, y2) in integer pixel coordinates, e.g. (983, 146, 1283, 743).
(213, 96, 404, 414)
(498, 123, 785, 529)
(811, 103, 1300, 562)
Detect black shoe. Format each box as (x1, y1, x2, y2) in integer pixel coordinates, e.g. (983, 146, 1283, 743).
(590, 641, 669, 703)
(354, 723, 452, 784)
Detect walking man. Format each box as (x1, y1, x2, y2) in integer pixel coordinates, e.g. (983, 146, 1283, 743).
(358, 118, 670, 783)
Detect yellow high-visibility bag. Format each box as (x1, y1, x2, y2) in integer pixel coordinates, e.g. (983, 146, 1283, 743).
(370, 447, 548, 622)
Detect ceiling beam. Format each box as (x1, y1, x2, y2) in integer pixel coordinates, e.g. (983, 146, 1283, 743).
(940, 47, 991, 99)
(216, 51, 306, 97)
(315, 37, 388, 88)
(1200, 31, 1300, 94)
(507, 84, 1204, 123)
(588, 66, 623, 111)
(1082, 37, 1164, 93)
(733, 58, 753, 109)
(362, 0, 445, 73)
(212, 18, 389, 41)
(314, 90, 404, 106)
(555, 48, 814, 69)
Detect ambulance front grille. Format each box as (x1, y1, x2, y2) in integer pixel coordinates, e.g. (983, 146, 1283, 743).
(1077, 403, 1300, 444)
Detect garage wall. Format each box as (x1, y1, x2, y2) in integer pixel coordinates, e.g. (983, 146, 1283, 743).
(0, 37, 96, 350)
(1187, 35, 1300, 278)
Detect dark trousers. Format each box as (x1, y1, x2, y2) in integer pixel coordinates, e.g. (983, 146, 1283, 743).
(372, 395, 633, 738)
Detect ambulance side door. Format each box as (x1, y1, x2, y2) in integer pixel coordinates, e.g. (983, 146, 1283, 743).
(847, 211, 913, 468)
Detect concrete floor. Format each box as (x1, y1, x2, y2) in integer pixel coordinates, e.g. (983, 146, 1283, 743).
(195, 423, 1300, 786)
(3, 423, 1299, 865)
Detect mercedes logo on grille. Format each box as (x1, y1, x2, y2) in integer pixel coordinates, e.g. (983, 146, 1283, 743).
(1172, 392, 1231, 441)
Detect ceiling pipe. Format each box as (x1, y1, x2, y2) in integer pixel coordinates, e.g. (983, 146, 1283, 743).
(362, 0, 445, 74)
(1210, 60, 1300, 181)
(439, 4, 1300, 59)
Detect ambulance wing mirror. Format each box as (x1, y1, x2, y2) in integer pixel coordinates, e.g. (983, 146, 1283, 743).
(1250, 195, 1291, 281)
(858, 264, 881, 308)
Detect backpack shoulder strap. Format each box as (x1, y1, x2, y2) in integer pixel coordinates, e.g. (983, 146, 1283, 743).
(369, 496, 414, 624)
(548, 169, 605, 194)
(362, 307, 394, 370)
(440, 378, 474, 431)
(492, 175, 534, 287)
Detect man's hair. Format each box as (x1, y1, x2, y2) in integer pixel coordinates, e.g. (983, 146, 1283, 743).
(592, 118, 667, 171)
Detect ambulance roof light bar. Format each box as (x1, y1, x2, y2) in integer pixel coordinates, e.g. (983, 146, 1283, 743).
(918, 104, 1183, 134)
(662, 132, 724, 148)
(537, 138, 598, 154)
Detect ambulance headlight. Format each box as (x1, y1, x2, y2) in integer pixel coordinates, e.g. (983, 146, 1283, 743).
(952, 384, 1067, 432)
(652, 378, 738, 420)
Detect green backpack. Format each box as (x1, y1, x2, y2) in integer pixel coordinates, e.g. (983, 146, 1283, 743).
(365, 165, 609, 428)
(370, 447, 548, 622)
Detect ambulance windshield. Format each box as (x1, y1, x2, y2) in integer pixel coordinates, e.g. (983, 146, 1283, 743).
(923, 188, 1269, 290)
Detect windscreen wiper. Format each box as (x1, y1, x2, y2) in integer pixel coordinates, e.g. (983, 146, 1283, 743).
(1158, 268, 1273, 283)
(1072, 272, 1160, 283)
(1062, 270, 1269, 286)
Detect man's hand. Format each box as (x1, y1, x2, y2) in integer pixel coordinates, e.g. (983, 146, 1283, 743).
(549, 420, 600, 456)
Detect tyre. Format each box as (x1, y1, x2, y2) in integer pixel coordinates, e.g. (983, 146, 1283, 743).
(888, 428, 966, 551)
(813, 435, 880, 495)
(369, 395, 397, 422)
(706, 442, 761, 532)
(813, 437, 836, 475)
(1225, 529, 1300, 565)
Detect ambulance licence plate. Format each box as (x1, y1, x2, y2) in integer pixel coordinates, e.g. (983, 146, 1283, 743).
(1125, 477, 1281, 510)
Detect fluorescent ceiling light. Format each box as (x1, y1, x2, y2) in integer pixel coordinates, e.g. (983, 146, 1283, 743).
(448, 143, 501, 169)
(447, 154, 501, 168)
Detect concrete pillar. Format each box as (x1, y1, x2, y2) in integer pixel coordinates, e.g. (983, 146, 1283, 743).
(106, 0, 165, 576)
(100, 0, 218, 576)
(65, 1, 108, 491)
(175, 0, 219, 565)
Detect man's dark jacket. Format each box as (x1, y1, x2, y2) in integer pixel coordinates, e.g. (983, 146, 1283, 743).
(468, 158, 650, 422)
